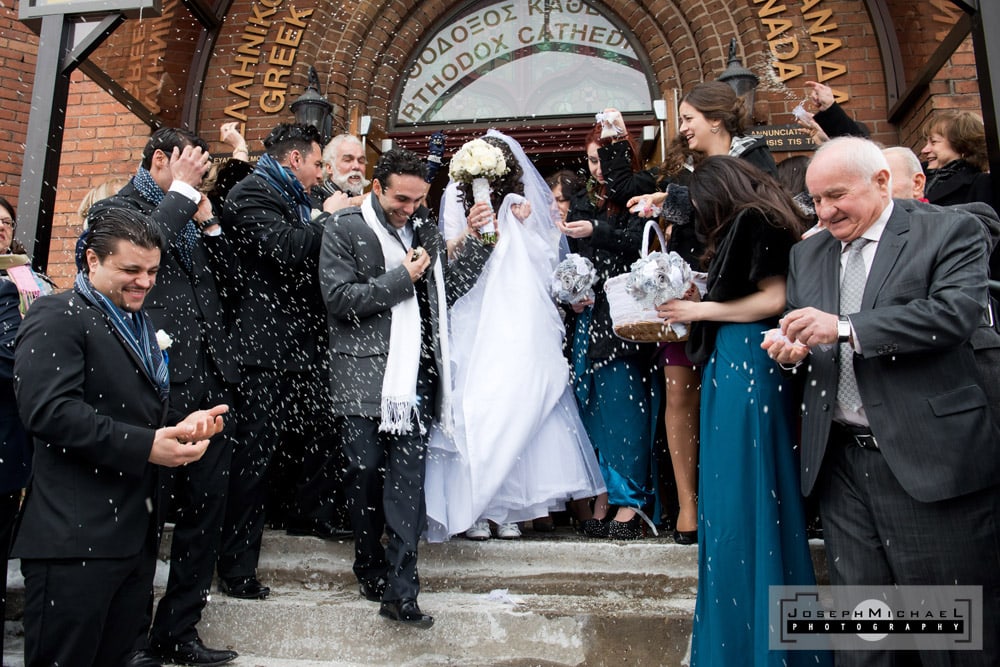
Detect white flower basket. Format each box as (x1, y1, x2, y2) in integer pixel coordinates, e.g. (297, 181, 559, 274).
(605, 220, 688, 343)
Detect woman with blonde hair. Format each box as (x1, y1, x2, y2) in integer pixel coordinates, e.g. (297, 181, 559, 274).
(77, 178, 129, 223)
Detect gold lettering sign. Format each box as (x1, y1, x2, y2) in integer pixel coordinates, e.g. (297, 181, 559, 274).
(753, 0, 849, 103)
(224, 1, 315, 128)
(121, 0, 176, 113)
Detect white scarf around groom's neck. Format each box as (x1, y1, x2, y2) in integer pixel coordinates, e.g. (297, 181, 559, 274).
(360, 195, 452, 435)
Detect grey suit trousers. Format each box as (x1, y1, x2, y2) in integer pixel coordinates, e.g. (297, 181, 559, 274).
(818, 436, 1000, 667)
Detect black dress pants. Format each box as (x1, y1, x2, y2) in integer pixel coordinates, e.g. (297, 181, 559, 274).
(0, 490, 20, 667)
(339, 413, 428, 602)
(22, 541, 156, 667)
(148, 367, 236, 645)
(818, 437, 1000, 667)
(218, 365, 341, 579)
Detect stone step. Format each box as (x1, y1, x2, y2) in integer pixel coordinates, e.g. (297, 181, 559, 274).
(3, 528, 825, 666)
(194, 528, 699, 665)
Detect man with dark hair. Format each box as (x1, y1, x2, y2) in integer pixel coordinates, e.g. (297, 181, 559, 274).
(218, 123, 348, 600)
(88, 126, 241, 667)
(320, 148, 493, 627)
(13, 207, 228, 667)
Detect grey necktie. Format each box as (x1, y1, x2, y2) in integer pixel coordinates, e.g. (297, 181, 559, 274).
(838, 238, 870, 412)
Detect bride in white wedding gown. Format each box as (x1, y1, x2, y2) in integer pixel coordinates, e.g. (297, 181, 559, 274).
(424, 130, 606, 543)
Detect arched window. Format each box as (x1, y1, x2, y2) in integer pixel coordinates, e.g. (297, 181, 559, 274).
(393, 0, 655, 127)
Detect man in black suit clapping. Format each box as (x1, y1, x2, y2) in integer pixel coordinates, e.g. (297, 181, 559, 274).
(88, 127, 241, 667)
(13, 208, 227, 667)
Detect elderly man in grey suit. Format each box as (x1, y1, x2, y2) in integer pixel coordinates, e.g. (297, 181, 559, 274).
(319, 148, 491, 628)
(764, 136, 1000, 666)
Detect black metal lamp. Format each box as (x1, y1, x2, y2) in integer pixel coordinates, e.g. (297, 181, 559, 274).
(291, 65, 333, 144)
(717, 38, 759, 119)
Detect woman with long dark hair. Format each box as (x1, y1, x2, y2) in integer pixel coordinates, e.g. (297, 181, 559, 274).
(629, 82, 780, 543)
(657, 156, 828, 666)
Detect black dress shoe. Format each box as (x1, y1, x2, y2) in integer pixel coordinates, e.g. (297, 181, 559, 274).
(151, 638, 237, 666)
(286, 518, 353, 540)
(672, 529, 698, 545)
(124, 649, 163, 667)
(359, 577, 387, 602)
(218, 576, 270, 599)
(379, 598, 434, 629)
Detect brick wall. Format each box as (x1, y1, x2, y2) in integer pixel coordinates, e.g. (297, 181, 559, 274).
(0, 0, 990, 280)
(1, 5, 149, 288)
(897, 37, 980, 154)
(48, 71, 148, 288)
(0, 4, 36, 201)
(199, 0, 907, 151)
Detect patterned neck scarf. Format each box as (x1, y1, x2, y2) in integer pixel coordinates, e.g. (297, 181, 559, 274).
(255, 152, 313, 224)
(74, 271, 170, 402)
(133, 166, 165, 206)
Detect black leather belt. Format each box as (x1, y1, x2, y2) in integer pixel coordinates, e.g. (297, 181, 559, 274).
(831, 422, 879, 450)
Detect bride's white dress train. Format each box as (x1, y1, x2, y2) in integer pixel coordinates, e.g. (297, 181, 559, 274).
(424, 194, 606, 542)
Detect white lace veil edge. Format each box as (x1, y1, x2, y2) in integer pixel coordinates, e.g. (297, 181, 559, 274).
(485, 129, 569, 262)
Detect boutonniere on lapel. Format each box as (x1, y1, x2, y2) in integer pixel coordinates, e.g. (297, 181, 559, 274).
(156, 329, 173, 365)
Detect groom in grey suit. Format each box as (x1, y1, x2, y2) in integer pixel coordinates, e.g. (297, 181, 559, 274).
(764, 137, 1000, 666)
(319, 148, 492, 628)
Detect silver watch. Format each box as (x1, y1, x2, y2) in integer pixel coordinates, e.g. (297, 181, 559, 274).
(837, 316, 851, 343)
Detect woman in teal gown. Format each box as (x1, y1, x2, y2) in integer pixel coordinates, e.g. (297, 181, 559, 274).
(657, 156, 831, 666)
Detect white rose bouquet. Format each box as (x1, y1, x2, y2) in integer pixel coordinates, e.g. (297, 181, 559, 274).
(448, 138, 510, 245)
(551, 253, 597, 304)
(625, 251, 693, 336)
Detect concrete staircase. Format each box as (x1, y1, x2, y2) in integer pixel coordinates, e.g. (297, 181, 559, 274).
(4, 525, 703, 666)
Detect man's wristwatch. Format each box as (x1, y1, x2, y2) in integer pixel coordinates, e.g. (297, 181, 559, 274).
(837, 315, 852, 343)
(196, 216, 218, 232)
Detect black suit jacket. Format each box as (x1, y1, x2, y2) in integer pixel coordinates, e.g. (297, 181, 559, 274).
(89, 184, 241, 400)
(222, 171, 329, 372)
(788, 198, 1000, 502)
(0, 280, 29, 494)
(12, 292, 167, 559)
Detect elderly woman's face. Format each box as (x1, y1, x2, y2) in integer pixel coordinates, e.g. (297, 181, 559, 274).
(0, 205, 14, 253)
(920, 131, 961, 170)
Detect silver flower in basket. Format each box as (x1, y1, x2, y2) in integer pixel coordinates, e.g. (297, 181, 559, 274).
(625, 251, 693, 310)
(551, 253, 597, 304)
